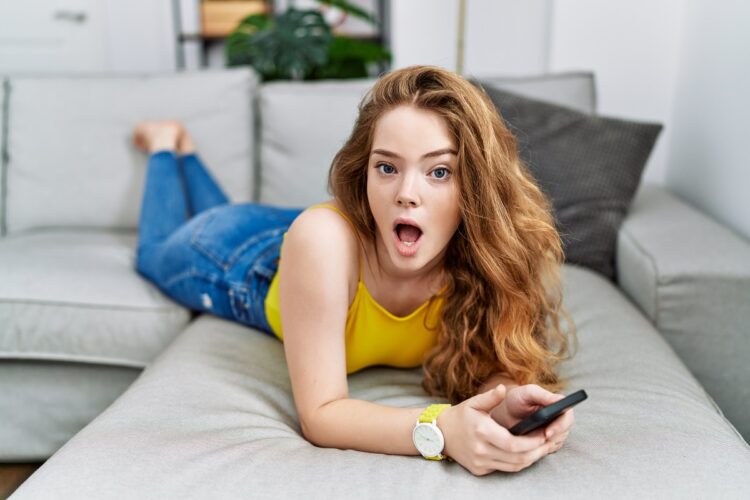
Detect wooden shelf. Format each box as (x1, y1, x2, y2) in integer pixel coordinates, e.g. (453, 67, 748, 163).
(200, 0, 268, 38)
(177, 0, 390, 69)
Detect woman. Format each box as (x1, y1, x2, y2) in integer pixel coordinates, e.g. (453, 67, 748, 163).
(133, 65, 578, 476)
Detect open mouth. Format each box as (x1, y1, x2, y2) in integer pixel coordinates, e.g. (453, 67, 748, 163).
(395, 223, 422, 246)
(392, 220, 423, 256)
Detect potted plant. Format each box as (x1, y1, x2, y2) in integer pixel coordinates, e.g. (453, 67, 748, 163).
(225, 0, 391, 81)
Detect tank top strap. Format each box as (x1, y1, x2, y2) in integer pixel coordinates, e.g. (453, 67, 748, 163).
(307, 203, 363, 281)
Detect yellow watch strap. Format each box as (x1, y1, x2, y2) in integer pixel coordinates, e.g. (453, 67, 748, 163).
(418, 404, 453, 461)
(418, 404, 451, 423)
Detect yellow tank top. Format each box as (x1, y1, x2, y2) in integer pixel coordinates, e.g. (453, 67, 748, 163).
(263, 203, 445, 374)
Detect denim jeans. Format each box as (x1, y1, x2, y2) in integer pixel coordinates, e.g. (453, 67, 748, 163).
(135, 151, 304, 336)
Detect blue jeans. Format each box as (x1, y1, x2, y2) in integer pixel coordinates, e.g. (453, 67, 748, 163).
(135, 151, 304, 336)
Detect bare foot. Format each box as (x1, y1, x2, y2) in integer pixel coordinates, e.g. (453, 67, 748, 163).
(132, 120, 185, 154)
(177, 130, 197, 156)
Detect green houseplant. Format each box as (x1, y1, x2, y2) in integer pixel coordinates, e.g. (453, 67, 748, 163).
(225, 0, 391, 81)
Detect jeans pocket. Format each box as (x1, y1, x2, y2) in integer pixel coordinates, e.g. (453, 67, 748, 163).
(228, 285, 251, 324)
(226, 237, 282, 333)
(228, 282, 274, 334)
(247, 232, 284, 282)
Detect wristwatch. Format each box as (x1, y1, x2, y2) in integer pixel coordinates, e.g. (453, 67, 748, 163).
(412, 404, 452, 461)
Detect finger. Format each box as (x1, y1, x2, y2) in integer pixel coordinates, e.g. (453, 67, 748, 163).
(520, 384, 565, 406)
(491, 440, 554, 471)
(548, 431, 571, 451)
(551, 438, 566, 449)
(491, 458, 537, 473)
(549, 444, 562, 455)
(552, 430, 571, 445)
(542, 407, 574, 435)
(490, 458, 528, 473)
(544, 408, 575, 438)
(469, 384, 507, 413)
(486, 424, 548, 454)
(550, 428, 569, 443)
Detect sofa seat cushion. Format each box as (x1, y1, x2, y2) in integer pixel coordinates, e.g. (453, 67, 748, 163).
(0, 361, 141, 461)
(13, 265, 750, 498)
(0, 229, 191, 368)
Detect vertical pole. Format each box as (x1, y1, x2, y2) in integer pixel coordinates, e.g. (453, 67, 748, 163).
(456, 0, 466, 75)
(379, 0, 391, 74)
(172, 0, 185, 70)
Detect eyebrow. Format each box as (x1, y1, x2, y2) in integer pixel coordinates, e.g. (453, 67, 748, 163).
(370, 147, 457, 160)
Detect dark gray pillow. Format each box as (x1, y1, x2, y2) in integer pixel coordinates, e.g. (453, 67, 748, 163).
(475, 82, 662, 281)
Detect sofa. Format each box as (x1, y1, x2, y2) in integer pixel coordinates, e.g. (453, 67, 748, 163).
(2, 67, 750, 498)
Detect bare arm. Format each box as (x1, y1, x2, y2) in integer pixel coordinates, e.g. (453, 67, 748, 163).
(280, 208, 428, 454)
(307, 399, 426, 455)
(308, 373, 518, 453)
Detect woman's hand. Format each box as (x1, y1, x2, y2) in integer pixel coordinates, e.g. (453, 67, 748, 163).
(437, 384, 558, 476)
(489, 384, 575, 454)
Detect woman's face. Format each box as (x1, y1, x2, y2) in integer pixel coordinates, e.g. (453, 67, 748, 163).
(366, 104, 462, 277)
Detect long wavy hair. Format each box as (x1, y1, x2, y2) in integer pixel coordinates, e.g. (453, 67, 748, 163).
(328, 65, 578, 404)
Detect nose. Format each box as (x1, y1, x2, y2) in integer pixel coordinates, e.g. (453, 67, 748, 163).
(395, 173, 420, 207)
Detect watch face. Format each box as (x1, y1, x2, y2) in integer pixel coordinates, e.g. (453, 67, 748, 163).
(413, 423, 444, 457)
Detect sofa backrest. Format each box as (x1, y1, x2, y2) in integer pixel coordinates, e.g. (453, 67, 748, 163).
(257, 78, 376, 207)
(0, 68, 595, 236)
(477, 72, 596, 114)
(256, 71, 596, 208)
(1, 68, 258, 236)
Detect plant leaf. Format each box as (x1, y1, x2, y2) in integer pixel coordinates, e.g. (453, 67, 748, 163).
(315, 0, 378, 25)
(225, 8, 333, 81)
(309, 35, 391, 80)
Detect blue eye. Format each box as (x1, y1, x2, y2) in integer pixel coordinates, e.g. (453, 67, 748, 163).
(378, 163, 396, 174)
(432, 167, 450, 179)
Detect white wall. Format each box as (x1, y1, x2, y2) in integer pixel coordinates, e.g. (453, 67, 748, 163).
(464, 0, 550, 77)
(105, 0, 176, 72)
(547, 0, 750, 241)
(0, 0, 176, 73)
(664, 0, 750, 241)
(391, 0, 550, 77)
(390, 0, 457, 71)
(548, 0, 685, 185)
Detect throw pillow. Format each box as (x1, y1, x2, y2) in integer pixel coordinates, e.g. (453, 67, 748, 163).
(475, 81, 662, 281)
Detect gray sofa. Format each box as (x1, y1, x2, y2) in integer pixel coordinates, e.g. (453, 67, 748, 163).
(3, 68, 750, 498)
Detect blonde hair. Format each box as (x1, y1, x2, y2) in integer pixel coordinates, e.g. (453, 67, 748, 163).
(328, 65, 578, 403)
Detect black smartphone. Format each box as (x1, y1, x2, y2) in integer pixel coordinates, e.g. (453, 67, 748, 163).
(508, 389, 587, 436)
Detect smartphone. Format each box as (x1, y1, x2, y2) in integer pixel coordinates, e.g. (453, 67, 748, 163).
(508, 389, 587, 436)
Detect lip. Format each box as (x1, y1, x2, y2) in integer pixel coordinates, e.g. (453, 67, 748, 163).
(392, 217, 423, 257)
(392, 217, 422, 232)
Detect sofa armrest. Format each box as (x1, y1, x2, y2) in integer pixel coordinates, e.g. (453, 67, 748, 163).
(616, 183, 750, 439)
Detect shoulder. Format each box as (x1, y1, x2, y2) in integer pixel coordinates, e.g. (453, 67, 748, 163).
(280, 200, 361, 296)
(285, 200, 359, 255)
